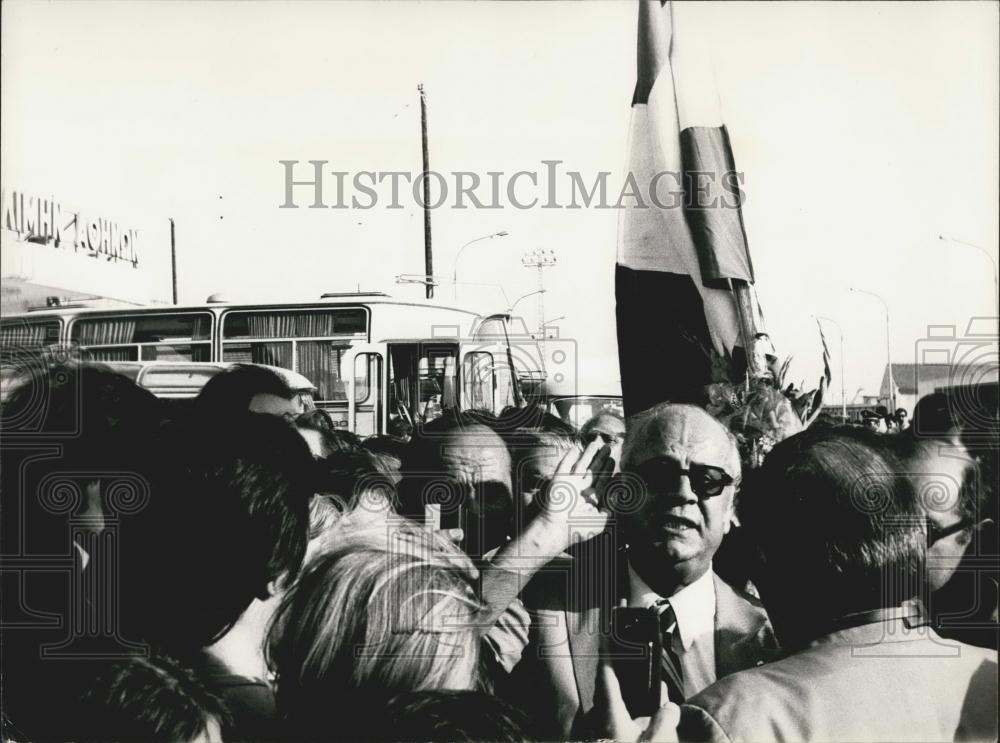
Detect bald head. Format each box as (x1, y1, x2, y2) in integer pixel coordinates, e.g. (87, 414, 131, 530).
(437, 424, 512, 489)
(620, 403, 741, 596)
(623, 404, 740, 479)
(400, 420, 514, 558)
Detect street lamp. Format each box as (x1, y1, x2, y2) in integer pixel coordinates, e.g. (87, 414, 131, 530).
(453, 231, 509, 299)
(508, 289, 545, 317)
(540, 315, 566, 339)
(396, 273, 442, 287)
(938, 234, 999, 320)
(398, 274, 510, 307)
(850, 287, 896, 412)
(815, 315, 847, 420)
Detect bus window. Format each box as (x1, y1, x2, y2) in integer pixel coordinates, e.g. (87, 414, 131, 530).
(354, 353, 373, 404)
(221, 309, 366, 404)
(462, 351, 495, 413)
(351, 352, 383, 437)
(223, 340, 293, 369)
(297, 342, 348, 402)
(0, 318, 62, 349)
(0, 318, 63, 371)
(70, 313, 212, 363)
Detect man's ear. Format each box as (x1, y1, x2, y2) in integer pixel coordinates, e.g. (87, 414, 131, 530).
(259, 572, 291, 601)
(723, 490, 738, 535)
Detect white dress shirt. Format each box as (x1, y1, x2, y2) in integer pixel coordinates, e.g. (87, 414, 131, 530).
(628, 563, 718, 698)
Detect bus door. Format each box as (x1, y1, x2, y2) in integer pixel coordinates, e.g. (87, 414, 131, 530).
(386, 343, 458, 433)
(460, 341, 516, 416)
(343, 343, 386, 437)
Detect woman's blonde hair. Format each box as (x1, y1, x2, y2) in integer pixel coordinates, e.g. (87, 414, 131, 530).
(267, 524, 483, 728)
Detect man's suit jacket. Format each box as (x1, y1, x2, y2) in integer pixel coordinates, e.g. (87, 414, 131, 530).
(679, 620, 998, 742)
(509, 539, 779, 740)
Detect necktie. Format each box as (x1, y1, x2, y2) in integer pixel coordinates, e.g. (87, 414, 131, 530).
(654, 599, 685, 703)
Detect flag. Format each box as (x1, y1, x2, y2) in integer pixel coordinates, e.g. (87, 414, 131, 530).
(616, 0, 760, 416)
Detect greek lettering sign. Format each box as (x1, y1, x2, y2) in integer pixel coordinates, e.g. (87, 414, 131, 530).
(1, 188, 139, 268)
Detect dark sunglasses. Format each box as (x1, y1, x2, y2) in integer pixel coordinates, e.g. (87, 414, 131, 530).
(926, 516, 984, 548)
(634, 458, 735, 499)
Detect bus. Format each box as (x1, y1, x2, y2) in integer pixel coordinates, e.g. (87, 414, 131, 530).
(0, 293, 529, 436)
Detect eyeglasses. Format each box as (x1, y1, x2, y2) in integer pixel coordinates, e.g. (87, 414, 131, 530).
(583, 430, 625, 446)
(634, 458, 736, 499)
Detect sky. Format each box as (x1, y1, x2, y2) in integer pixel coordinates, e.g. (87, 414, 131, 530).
(2, 1, 998, 400)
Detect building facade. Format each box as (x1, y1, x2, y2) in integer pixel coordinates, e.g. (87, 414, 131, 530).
(1, 187, 173, 314)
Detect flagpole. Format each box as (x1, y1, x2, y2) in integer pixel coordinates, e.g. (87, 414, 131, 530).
(732, 279, 770, 383)
(419, 84, 433, 300)
(816, 315, 847, 420)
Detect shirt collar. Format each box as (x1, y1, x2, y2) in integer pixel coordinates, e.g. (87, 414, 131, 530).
(627, 563, 717, 651)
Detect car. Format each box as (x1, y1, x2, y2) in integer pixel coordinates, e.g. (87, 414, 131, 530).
(104, 361, 318, 408)
(525, 377, 624, 429)
(0, 360, 318, 410)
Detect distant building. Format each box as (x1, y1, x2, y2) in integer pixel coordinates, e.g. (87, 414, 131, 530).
(879, 363, 999, 414)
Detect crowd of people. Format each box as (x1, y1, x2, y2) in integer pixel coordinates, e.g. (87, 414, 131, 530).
(0, 362, 996, 742)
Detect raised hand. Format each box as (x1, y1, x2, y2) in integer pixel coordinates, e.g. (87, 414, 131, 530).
(535, 439, 619, 548)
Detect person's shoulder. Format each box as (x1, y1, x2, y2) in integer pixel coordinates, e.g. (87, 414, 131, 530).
(947, 638, 998, 690)
(712, 574, 775, 642)
(683, 656, 813, 740)
(712, 573, 766, 614)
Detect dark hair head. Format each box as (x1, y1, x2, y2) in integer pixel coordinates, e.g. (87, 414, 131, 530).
(314, 449, 398, 512)
(118, 413, 316, 651)
(361, 434, 408, 462)
(1, 362, 162, 555)
(296, 411, 362, 459)
(74, 654, 228, 743)
(1, 361, 161, 463)
(739, 426, 925, 637)
(196, 364, 294, 416)
(491, 406, 576, 437)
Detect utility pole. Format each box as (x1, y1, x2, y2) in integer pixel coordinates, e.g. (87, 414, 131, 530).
(169, 218, 178, 304)
(419, 84, 433, 299)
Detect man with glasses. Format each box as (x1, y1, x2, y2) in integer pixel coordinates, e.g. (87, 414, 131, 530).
(580, 410, 626, 446)
(506, 403, 777, 740)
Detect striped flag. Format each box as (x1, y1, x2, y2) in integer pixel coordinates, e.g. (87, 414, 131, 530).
(616, 0, 761, 416)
